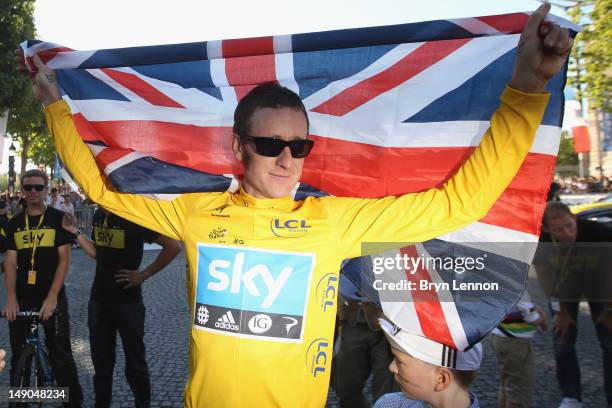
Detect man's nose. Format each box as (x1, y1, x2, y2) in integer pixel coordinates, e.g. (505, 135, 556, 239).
(275, 146, 293, 168)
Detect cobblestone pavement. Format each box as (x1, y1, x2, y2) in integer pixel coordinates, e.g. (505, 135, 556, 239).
(0, 250, 607, 407)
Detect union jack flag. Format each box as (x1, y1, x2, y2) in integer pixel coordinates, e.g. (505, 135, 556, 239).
(21, 12, 578, 350)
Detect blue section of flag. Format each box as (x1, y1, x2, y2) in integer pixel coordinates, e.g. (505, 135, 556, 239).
(78, 42, 208, 69)
(294, 184, 329, 200)
(132, 61, 222, 100)
(108, 157, 233, 194)
(291, 21, 474, 53)
(56, 69, 130, 102)
(339, 257, 380, 304)
(405, 48, 566, 126)
(293, 45, 395, 99)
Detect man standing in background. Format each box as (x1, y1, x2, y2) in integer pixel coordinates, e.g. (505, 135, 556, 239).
(63, 209, 180, 407)
(2, 169, 83, 407)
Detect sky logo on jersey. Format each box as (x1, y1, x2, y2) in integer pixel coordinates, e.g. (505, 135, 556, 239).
(93, 226, 125, 249)
(15, 229, 56, 249)
(194, 243, 314, 341)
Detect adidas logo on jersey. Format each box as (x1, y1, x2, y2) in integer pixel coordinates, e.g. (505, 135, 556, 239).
(215, 311, 239, 331)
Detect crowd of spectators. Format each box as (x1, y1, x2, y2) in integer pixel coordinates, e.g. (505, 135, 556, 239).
(554, 175, 612, 194)
(0, 186, 89, 219)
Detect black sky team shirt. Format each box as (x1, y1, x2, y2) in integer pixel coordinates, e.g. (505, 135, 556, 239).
(90, 210, 160, 304)
(6, 206, 72, 307)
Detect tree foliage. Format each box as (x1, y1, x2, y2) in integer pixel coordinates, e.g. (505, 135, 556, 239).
(567, 0, 611, 112)
(557, 130, 579, 165)
(0, 0, 48, 174)
(27, 130, 55, 170)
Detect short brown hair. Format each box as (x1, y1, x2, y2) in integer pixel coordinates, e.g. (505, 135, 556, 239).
(20, 169, 48, 186)
(451, 369, 478, 390)
(233, 82, 309, 138)
(543, 201, 573, 227)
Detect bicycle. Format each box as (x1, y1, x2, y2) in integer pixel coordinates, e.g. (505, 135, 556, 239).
(1, 310, 57, 407)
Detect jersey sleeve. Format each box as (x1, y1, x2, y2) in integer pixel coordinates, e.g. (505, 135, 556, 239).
(44, 100, 214, 241)
(323, 86, 550, 259)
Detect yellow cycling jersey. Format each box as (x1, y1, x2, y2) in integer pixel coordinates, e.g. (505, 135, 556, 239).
(45, 86, 549, 407)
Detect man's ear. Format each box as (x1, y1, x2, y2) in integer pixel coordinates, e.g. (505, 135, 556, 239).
(232, 133, 243, 162)
(433, 367, 452, 392)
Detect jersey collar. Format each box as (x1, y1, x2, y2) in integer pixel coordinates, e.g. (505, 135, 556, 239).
(232, 188, 298, 210)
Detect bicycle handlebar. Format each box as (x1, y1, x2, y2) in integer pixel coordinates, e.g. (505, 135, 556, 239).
(0, 310, 57, 319)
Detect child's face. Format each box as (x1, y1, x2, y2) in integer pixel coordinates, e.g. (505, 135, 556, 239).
(389, 346, 436, 400)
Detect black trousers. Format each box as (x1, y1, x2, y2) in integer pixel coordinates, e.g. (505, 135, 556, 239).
(331, 322, 399, 407)
(88, 299, 151, 408)
(9, 295, 83, 408)
(553, 301, 612, 405)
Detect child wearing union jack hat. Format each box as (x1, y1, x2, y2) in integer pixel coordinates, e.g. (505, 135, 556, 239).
(374, 318, 482, 408)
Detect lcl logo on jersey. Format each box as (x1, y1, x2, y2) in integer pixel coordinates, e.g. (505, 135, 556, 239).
(195, 244, 314, 341)
(315, 273, 338, 312)
(306, 338, 330, 378)
(270, 218, 312, 238)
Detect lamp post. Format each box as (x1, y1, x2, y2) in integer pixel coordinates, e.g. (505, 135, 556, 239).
(8, 142, 16, 194)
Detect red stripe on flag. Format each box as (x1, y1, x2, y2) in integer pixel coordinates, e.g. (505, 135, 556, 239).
(401, 245, 457, 348)
(84, 120, 238, 174)
(223, 37, 276, 101)
(481, 153, 556, 236)
(38, 47, 73, 64)
(222, 37, 275, 58)
(100, 69, 185, 108)
(311, 38, 471, 116)
(96, 148, 135, 170)
(73, 113, 105, 142)
(476, 13, 529, 34)
(225, 54, 277, 100)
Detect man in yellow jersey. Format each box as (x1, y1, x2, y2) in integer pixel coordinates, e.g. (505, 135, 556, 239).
(24, 4, 572, 407)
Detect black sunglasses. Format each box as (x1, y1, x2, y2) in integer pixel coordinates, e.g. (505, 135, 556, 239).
(23, 184, 45, 192)
(241, 135, 314, 158)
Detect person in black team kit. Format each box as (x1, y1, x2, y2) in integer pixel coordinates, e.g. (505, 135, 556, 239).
(62, 207, 180, 408)
(2, 169, 83, 407)
(534, 201, 612, 408)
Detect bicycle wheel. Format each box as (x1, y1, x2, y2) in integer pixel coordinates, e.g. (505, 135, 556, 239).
(10, 344, 42, 408)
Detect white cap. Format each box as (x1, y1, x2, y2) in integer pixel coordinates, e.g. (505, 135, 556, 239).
(379, 318, 482, 370)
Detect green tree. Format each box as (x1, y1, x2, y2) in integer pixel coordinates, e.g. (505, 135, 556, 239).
(27, 130, 55, 170)
(0, 0, 48, 175)
(557, 130, 579, 165)
(567, 0, 611, 112)
(567, 1, 589, 108)
(0, 174, 8, 191)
